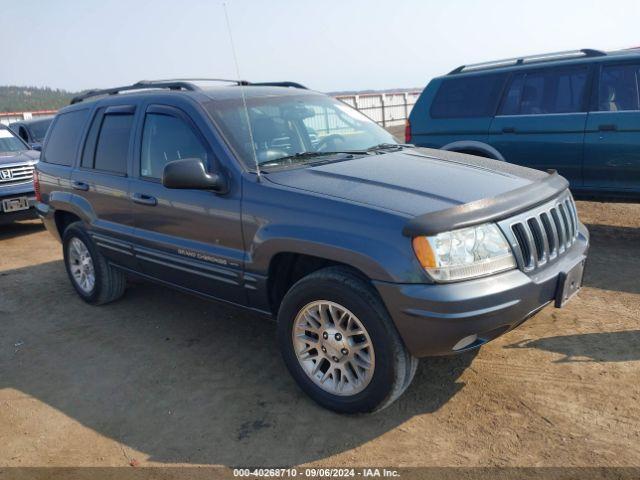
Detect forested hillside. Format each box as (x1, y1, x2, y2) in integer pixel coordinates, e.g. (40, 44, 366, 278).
(0, 86, 77, 112)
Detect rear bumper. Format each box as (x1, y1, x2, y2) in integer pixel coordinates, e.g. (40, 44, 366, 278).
(35, 201, 61, 241)
(375, 224, 589, 357)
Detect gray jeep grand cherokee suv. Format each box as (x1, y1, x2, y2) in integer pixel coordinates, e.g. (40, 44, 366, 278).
(36, 80, 589, 413)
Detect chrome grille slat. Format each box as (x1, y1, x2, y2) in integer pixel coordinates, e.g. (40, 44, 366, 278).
(517, 222, 537, 269)
(557, 203, 572, 248)
(566, 198, 578, 239)
(0, 165, 35, 185)
(550, 207, 567, 253)
(530, 216, 550, 265)
(500, 191, 580, 273)
(540, 212, 558, 260)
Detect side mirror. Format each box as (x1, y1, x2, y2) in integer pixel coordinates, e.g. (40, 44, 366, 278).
(30, 143, 42, 151)
(162, 158, 227, 193)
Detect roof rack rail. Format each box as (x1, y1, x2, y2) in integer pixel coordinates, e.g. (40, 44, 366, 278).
(246, 81, 308, 89)
(69, 78, 308, 104)
(69, 78, 248, 104)
(448, 48, 607, 75)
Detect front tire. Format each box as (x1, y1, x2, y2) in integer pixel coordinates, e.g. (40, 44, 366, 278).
(62, 222, 126, 305)
(277, 267, 417, 414)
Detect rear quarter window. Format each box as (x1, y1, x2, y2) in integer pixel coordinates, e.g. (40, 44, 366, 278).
(42, 109, 90, 166)
(430, 73, 506, 119)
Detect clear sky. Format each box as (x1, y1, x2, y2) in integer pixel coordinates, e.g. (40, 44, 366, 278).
(2, 0, 639, 93)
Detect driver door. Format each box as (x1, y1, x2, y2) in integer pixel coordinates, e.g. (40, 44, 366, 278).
(130, 103, 246, 305)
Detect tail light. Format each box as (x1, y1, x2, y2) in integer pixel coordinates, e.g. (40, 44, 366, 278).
(404, 119, 412, 144)
(33, 169, 41, 202)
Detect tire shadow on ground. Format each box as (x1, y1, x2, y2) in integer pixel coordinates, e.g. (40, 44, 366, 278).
(0, 219, 44, 241)
(1, 259, 477, 466)
(581, 223, 640, 295)
(505, 330, 640, 363)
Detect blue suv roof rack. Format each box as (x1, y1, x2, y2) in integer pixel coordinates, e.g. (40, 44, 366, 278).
(70, 78, 307, 104)
(448, 48, 607, 75)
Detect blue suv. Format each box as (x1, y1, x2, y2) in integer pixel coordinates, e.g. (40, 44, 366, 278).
(407, 48, 640, 200)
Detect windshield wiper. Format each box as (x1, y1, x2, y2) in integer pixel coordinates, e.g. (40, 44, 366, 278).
(259, 151, 363, 167)
(365, 143, 409, 152)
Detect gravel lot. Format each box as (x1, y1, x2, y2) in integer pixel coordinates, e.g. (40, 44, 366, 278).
(1, 199, 639, 468)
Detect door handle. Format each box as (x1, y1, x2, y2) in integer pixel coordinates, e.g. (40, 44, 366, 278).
(132, 193, 157, 206)
(72, 181, 89, 191)
(502, 126, 516, 133)
(598, 124, 617, 131)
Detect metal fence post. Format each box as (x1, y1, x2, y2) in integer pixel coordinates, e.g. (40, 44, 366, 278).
(403, 92, 409, 121)
(380, 94, 386, 128)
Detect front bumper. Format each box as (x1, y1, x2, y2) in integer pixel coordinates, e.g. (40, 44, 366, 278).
(375, 224, 589, 358)
(0, 187, 38, 224)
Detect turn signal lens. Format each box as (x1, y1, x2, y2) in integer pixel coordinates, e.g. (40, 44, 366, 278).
(412, 236, 436, 269)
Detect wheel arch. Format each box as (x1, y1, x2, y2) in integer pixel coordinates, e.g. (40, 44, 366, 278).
(266, 251, 376, 316)
(48, 191, 97, 239)
(441, 140, 505, 161)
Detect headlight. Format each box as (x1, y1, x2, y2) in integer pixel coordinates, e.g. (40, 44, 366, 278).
(412, 223, 516, 282)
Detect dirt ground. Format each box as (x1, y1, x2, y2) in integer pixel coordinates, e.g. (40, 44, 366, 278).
(0, 200, 639, 469)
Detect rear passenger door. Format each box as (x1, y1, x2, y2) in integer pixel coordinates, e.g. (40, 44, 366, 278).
(489, 66, 590, 187)
(583, 62, 640, 191)
(71, 105, 136, 267)
(129, 103, 245, 305)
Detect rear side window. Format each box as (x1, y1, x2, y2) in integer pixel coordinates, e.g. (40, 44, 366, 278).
(500, 67, 588, 115)
(140, 113, 207, 179)
(42, 109, 89, 166)
(598, 64, 640, 111)
(92, 113, 134, 174)
(430, 74, 506, 118)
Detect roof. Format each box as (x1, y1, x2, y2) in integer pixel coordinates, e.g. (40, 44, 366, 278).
(198, 85, 321, 101)
(444, 47, 640, 77)
(69, 79, 313, 105)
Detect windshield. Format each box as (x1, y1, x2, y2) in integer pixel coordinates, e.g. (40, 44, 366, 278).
(205, 93, 396, 169)
(0, 128, 27, 154)
(29, 118, 53, 142)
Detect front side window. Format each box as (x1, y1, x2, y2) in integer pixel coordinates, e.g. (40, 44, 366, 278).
(205, 93, 396, 169)
(0, 128, 26, 154)
(140, 113, 208, 179)
(499, 67, 588, 115)
(93, 113, 134, 174)
(598, 64, 640, 111)
(431, 73, 506, 118)
(42, 109, 90, 166)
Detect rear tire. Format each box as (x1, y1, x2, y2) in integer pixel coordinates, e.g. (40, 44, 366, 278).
(277, 266, 417, 414)
(62, 222, 126, 305)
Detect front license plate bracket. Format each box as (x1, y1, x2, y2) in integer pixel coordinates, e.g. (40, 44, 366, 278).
(555, 257, 586, 308)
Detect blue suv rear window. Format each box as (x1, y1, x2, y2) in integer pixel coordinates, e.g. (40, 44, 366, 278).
(430, 73, 506, 119)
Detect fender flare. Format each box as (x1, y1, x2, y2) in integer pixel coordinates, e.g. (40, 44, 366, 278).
(441, 141, 506, 162)
(48, 191, 98, 225)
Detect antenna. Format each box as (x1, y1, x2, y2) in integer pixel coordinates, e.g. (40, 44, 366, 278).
(223, 2, 261, 181)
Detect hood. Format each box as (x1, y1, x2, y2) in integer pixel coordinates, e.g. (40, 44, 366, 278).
(265, 147, 548, 217)
(0, 150, 40, 166)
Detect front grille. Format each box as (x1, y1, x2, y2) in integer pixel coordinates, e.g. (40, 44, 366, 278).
(498, 191, 579, 272)
(0, 164, 35, 186)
